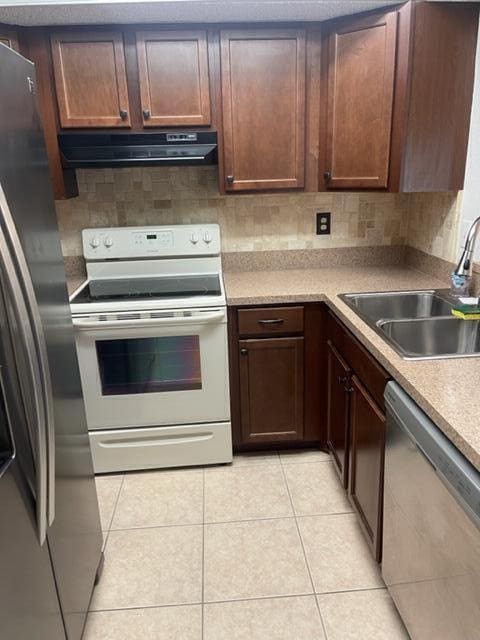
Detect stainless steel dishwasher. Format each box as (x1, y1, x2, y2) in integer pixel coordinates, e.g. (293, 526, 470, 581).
(383, 382, 480, 640)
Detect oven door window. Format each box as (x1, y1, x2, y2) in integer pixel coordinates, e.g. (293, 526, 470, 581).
(95, 335, 202, 395)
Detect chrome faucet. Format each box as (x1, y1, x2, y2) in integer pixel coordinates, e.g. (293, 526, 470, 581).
(451, 215, 480, 296)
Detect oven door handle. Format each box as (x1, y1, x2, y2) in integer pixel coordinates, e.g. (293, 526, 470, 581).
(72, 310, 226, 330)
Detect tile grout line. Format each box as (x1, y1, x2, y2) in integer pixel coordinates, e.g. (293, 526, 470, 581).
(315, 597, 330, 640)
(87, 585, 390, 615)
(89, 474, 127, 619)
(279, 459, 329, 640)
(105, 510, 356, 534)
(89, 601, 203, 614)
(103, 473, 126, 551)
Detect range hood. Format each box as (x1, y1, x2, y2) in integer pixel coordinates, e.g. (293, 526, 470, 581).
(58, 131, 217, 168)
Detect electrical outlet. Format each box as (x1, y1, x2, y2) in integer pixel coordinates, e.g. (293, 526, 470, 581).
(316, 212, 331, 235)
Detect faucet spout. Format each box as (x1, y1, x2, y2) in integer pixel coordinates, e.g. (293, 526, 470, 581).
(453, 215, 480, 278)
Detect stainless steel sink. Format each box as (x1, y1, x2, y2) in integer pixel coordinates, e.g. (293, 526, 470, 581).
(379, 317, 480, 360)
(340, 291, 453, 323)
(339, 289, 480, 360)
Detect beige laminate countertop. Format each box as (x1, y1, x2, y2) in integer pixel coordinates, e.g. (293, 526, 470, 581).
(68, 278, 85, 296)
(224, 265, 480, 471)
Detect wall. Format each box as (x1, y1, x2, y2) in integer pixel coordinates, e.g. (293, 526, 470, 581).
(405, 191, 463, 263)
(55, 167, 410, 257)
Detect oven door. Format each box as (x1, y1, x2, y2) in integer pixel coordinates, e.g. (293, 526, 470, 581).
(72, 308, 230, 430)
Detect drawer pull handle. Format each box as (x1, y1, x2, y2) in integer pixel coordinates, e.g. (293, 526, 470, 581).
(337, 376, 348, 385)
(240, 348, 248, 356)
(257, 319, 284, 325)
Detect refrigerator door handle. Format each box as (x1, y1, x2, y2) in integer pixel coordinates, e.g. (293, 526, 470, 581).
(0, 182, 55, 543)
(0, 365, 16, 479)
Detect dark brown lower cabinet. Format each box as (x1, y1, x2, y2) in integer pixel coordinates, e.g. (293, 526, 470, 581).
(326, 340, 351, 488)
(327, 311, 389, 562)
(349, 374, 386, 562)
(238, 337, 304, 444)
(229, 303, 327, 449)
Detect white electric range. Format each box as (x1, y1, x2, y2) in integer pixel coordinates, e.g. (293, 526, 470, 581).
(70, 224, 232, 473)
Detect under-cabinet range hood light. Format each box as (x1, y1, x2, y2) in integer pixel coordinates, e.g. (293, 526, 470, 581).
(58, 131, 217, 168)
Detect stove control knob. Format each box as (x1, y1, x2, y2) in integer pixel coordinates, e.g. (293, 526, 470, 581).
(90, 237, 100, 249)
(104, 236, 114, 248)
(203, 232, 212, 244)
(190, 233, 199, 245)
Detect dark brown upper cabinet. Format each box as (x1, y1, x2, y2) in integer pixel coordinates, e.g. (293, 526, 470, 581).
(136, 30, 211, 127)
(393, 2, 478, 192)
(220, 29, 306, 192)
(320, 1, 479, 192)
(51, 31, 131, 128)
(323, 12, 397, 189)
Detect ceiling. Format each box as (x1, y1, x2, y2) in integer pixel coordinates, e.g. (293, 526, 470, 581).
(0, 0, 402, 27)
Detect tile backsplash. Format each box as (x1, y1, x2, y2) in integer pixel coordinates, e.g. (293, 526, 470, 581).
(55, 167, 410, 257)
(406, 191, 463, 264)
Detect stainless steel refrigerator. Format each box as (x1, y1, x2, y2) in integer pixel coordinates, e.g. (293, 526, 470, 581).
(0, 44, 103, 639)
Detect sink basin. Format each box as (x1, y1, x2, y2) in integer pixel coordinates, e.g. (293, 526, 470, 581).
(338, 289, 480, 360)
(379, 317, 480, 360)
(340, 291, 453, 323)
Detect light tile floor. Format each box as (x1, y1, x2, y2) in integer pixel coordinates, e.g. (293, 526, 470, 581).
(85, 450, 409, 640)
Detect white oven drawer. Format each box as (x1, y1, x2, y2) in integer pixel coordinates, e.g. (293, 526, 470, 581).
(90, 422, 232, 473)
(73, 308, 230, 430)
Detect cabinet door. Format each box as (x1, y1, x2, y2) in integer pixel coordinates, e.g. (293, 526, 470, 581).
(220, 29, 306, 191)
(51, 31, 131, 128)
(326, 341, 351, 488)
(136, 30, 211, 127)
(349, 374, 386, 561)
(324, 12, 397, 189)
(239, 337, 304, 443)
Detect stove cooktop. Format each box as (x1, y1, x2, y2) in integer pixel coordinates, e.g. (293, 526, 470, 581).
(71, 274, 222, 303)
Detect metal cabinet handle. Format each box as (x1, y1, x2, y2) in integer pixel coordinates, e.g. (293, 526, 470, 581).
(258, 319, 284, 326)
(345, 386, 354, 394)
(337, 375, 348, 385)
(226, 175, 234, 184)
(119, 109, 129, 120)
(142, 109, 151, 120)
(323, 171, 332, 183)
(240, 348, 248, 356)
(0, 182, 54, 544)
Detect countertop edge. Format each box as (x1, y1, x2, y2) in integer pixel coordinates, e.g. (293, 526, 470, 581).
(227, 288, 480, 471)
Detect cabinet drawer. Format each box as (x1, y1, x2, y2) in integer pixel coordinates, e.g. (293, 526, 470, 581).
(327, 311, 390, 410)
(238, 306, 304, 336)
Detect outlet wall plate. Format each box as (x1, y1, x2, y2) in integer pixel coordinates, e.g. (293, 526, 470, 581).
(316, 212, 331, 235)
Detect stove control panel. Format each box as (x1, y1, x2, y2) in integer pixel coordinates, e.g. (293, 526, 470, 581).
(83, 225, 221, 260)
